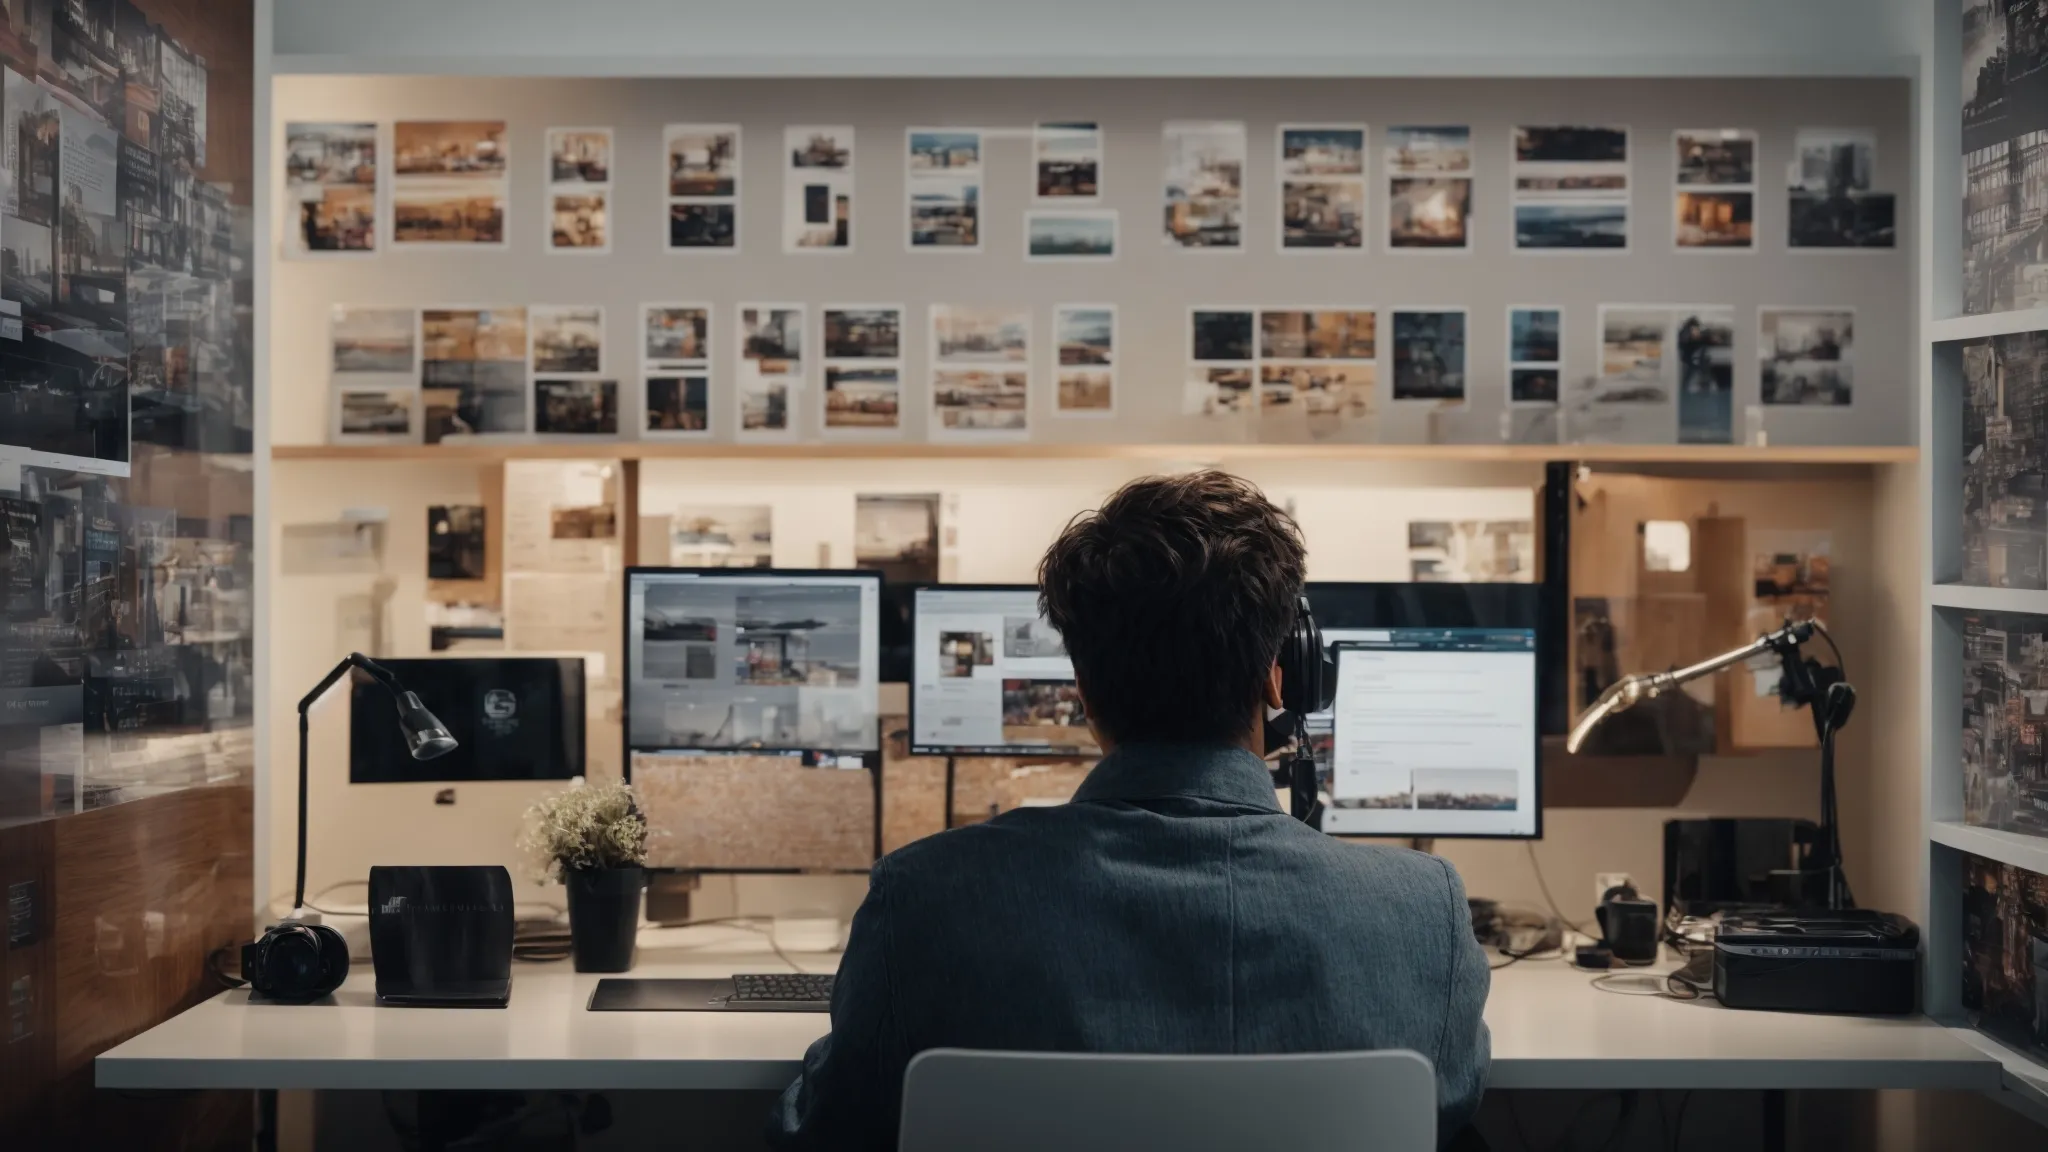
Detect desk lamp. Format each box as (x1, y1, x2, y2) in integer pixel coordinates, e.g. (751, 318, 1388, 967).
(1566, 619, 1855, 910)
(246, 654, 457, 1002)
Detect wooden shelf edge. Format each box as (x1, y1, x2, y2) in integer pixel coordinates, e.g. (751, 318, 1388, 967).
(1929, 820, 2048, 875)
(271, 442, 1920, 465)
(1931, 585, 2048, 614)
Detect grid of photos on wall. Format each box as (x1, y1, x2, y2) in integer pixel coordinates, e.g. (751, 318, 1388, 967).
(1186, 308, 1375, 436)
(822, 305, 903, 435)
(546, 126, 610, 253)
(644, 303, 711, 436)
(1, 0, 258, 824)
(666, 124, 740, 250)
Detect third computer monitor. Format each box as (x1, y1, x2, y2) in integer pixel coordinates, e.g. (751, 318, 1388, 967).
(909, 584, 1099, 758)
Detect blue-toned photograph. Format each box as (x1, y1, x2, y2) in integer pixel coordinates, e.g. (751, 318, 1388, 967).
(1514, 202, 1626, 249)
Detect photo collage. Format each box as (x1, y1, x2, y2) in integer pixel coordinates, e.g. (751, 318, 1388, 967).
(823, 306, 904, 433)
(930, 305, 1030, 436)
(666, 123, 739, 250)
(644, 304, 712, 436)
(1508, 307, 1563, 404)
(285, 121, 376, 254)
(1279, 124, 1366, 250)
(1187, 308, 1375, 433)
(785, 124, 853, 251)
(1511, 126, 1627, 250)
(907, 128, 981, 250)
(392, 120, 508, 246)
(547, 126, 611, 252)
(739, 303, 805, 435)
(1387, 125, 1472, 249)
(530, 305, 615, 435)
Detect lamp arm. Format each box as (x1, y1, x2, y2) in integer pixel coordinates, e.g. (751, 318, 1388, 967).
(293, 653, 400, 916)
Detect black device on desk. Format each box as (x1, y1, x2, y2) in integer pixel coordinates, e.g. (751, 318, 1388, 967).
(1713, 910, 1918, 1015)
(588, 973, 835, 1013)
(369, 865, 516, 1008)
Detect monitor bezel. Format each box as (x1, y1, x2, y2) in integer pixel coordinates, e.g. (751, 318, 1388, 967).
(621, 566, 886, 875)
(904, 582, 1101, 760)
(1324, 629, 1543, 842)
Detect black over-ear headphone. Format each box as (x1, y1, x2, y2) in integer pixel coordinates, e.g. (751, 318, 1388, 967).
(1279, 594, 1337, 717)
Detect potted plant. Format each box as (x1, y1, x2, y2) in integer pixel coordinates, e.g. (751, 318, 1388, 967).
(521, 780, 649, 972)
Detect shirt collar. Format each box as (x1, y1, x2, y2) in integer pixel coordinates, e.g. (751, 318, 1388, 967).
(1070, 743, 1284, 812)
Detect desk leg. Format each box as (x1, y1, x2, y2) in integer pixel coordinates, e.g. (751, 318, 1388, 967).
(257, 1088, 276, 1152)
(1762, 1089, 1787, 1152)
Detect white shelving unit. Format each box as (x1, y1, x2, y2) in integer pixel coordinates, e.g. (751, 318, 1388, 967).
(1927, 0, 2048, 1121)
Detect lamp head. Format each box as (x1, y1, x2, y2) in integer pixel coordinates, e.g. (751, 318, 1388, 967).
(394, 691, 459, 761)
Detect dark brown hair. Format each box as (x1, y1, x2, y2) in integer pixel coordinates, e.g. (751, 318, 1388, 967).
(1038, 471, 1307, 746)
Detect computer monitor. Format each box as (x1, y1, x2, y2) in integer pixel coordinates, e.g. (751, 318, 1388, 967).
(623, 567, 883, 760)
(1324, 629, 1540, 838)
(908, 584, 1099, 758)
(349, 657, 585, 784)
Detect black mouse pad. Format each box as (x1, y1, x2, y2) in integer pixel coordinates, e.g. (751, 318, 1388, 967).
(588, 978, 733, 1011)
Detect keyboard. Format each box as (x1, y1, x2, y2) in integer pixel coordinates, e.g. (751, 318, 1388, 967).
(730, 973, 836, 1004)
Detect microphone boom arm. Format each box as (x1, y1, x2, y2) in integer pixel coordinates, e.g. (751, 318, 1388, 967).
(1566, 621, 1815, 753)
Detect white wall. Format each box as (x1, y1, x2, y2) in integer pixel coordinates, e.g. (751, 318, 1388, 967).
(271, 0, 1924, 76)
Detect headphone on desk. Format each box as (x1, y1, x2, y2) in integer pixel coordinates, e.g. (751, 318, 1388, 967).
(1278, 594, 1337, 717)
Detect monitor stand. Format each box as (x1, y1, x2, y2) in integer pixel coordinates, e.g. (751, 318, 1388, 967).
(1408, 837, 1436, 855)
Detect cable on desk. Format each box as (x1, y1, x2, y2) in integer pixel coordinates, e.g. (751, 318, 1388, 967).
(1523, 841, 1592, 935)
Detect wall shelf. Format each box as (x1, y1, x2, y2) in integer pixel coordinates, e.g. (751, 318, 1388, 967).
(1930, 309, 2048, 344)
(271, 442, 1919, 466)
(1930, 586, 2048, 614)
(1929, 821, 2048, 878)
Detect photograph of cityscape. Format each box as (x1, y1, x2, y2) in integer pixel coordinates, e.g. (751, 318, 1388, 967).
(1515, 203, 1625, 250)
(339, 390, 412, 438)
(533, 378, 618, 435)
(285, 121, 376, 253)
(1511, 125, 1628, 250)
(1414, 768, 1519, 811)
(1675, 129, 1756, 185)
(1162, 120, 1245, 248)
(1599, 307, 1668, 398)
(1760, 308, 1854, 406)
(1963, 332, 2048, 588)
(908, 129, 981, 249)
(1962, 613, 2048, 833)
(646, 374, 709, 434)
(824, 307, 901, 359)
(1035, 121, 1101, 199)
(932, 369, 1028, 433)
(530, 305, 604, 373)
(1787, 126, 1894, 248)
(933, 306, 1028, 362)
(824, 366, 900, 430)
(670, 505, 773, 568)
(1279, 126, 1365, 250)
(1963, 852, 2048, 1059)
(1056, 305, 1115, 414)
(1963, 0, 2048, 311)
(1391, 310, 1467, 401)
(331, 306, 415, 374)
(393, 121, 508, 246)
(1026, 210, 1115, 259)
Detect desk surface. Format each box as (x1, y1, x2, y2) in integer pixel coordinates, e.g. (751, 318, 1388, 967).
(98, 926, 2001, 1094)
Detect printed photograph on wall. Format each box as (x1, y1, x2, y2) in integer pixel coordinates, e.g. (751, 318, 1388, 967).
(1759, 308, 1854, 406)
(331, 306, 417, 442)
(644, 303, 712, 437)
(533, 378, 619, 435)
(420, 306, 528, 442)
(823, 305, 904, 434)
(1025, 209, 1115, 260)
(666, 124, 740, 250)
(530, 305, 604, 375)
(546, 126, 611, 252)
(1673, 129, 1755, 250)
(1964, 2, 2048, 310)
(907, 128, 981, 250)
(785, 125, 853, 252)
(1673, 309, 1736, 443)
(1035, 121, 1101, 200)
(1508, 306, 1563, 404)
(285, 121, 376, 254)
(393, 120, 507, 246)
(1787, 127, 1894, 249)
(1386, 126, 1472, 250)
(1278, 125, 1365, 250)
(1390, 310, 1467, 401)
(739, 304, 806, 436)
(428, 505, 488, 581)
(1962, 333, 2048, 588)
(1162, 121, 1244, 249)
(930, 305, 1029, 436)
(1185, 307, 1255, 419)
(1511, 125, 1628, 250)
(1055, 305, 1115, 416)
(1962, 853, 2048, 1060)
(856, 494, 942, 584)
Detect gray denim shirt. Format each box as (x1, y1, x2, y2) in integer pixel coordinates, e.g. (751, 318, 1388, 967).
(771, 741, 1492, 1149)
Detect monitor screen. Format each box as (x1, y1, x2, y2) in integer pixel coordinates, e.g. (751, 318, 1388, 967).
(1323, 629, 1540, 838)
(349, 658, 585, 784)
(909, 585, 1099, 758)
(624, 568, 882, 757)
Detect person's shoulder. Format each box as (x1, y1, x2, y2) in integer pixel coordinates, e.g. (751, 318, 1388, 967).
(1289, 832, 1464, 904)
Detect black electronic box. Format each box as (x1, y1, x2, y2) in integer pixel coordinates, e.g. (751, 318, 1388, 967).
(368, 865, 516, 1008)
(1712, 910, 1919, 1015)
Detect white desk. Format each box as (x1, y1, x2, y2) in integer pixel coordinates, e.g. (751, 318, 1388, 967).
(97, 926, 2002, 1095)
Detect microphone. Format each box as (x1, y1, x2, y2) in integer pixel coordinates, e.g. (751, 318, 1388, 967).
(1566, 620, 1816, 753)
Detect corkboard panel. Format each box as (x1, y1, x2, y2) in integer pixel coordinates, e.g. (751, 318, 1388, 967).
(635, 754, 873, 871)
(880, 716, 946, 854)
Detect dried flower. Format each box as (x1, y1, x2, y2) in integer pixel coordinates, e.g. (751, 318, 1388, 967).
(519, 780, 649, 883)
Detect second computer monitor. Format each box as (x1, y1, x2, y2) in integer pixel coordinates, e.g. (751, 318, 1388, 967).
(623, 567, 883, 758)
(909, 585, 1099, 758)
(1324, 629, 1540, 838)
